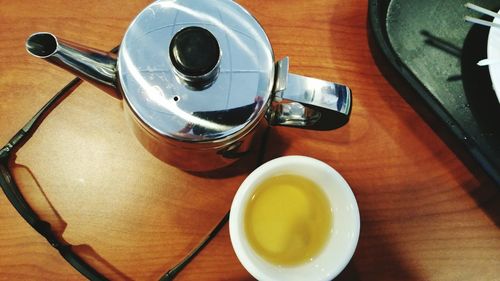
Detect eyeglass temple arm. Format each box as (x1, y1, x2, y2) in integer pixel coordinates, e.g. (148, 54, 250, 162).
(159, 211, 230, 281)
(0, 76, 110, 280)
(0, 78, 83, 159)
(0, 47, 120, 280)
(0, 44, 120, 157)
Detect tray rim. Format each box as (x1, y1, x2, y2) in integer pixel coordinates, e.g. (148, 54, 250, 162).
(368, 0, 500, 185)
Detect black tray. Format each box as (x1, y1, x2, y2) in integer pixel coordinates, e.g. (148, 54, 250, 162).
(369, 0, 500, 185)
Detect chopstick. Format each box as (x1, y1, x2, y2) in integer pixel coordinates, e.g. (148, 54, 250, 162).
(465, 16, 500, 29)
(465, 3, 500, 28)
(465, 3, 500, 19)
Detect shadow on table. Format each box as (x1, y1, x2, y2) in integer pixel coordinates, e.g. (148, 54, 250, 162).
(13, 163, 133, 281)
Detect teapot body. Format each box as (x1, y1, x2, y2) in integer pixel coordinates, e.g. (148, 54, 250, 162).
(124, 103, 269, 171)
(115, 0, 276, 171)
(26, 0, 352, 172)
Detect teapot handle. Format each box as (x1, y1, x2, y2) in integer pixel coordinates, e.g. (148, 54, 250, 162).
(268, 57, 352, 130)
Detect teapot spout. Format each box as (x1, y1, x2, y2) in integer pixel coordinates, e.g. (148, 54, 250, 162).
(26, 32, 119, 98)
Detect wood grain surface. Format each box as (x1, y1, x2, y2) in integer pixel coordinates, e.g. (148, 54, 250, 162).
(0, 0, 499, 280)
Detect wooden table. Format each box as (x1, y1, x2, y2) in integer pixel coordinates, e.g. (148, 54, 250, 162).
(0, 0, 498, 280)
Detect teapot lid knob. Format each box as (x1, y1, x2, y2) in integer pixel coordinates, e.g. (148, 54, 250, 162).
(169, 26, 220, 88)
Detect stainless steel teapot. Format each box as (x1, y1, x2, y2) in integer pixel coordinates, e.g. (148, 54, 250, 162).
(26, 0, 351, 171)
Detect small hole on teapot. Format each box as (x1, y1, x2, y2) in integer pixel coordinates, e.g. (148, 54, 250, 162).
(173, 96, 180, 102)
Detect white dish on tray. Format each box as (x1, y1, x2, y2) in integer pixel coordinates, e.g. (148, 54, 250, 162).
(486, 9, 500, 103)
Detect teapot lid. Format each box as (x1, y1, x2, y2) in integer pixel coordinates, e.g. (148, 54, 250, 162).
(117, 0, 275, 143)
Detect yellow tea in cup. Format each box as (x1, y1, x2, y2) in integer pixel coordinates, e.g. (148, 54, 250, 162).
(244, 174, 332, 266)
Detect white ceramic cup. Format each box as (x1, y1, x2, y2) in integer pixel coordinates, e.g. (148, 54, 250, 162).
(229, 156, 360, 281)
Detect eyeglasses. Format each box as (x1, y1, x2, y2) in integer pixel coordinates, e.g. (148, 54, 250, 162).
(0, 45, 240, 281)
